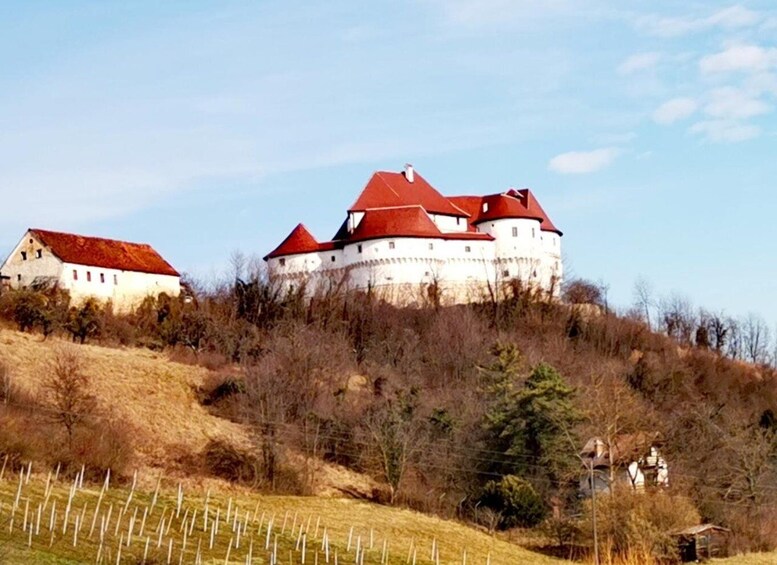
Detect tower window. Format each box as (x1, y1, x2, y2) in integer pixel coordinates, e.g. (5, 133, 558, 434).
(428, 243, 434, 250)
(113, 274, 118, 285)
(86, 271, 92, 282)
(465, 246, 471, 253)
(20, 251, 27, 261)
(388, 241, 395, 250)
(331, 255, 336, 262)
(100, 273, 105, 283)
(36, 249, 42, 258)
(73, 270, 78, 281)
(279, 258, 286, 266)
(532, 228, 536, 238)
(358, 244, 363, 253)
(16, 274, 21, 282)
(512, 227, 518, 237)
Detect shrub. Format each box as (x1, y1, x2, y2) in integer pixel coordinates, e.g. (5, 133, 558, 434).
(202, 439, 259, 485)
(478, 475, 546, 530)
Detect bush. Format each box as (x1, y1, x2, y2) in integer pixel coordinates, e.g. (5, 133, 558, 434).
(202, 439, 259, 485)
(478, 475, 546, 530)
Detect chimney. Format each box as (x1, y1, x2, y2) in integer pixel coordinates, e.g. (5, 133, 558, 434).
(404, 163, 414, 183)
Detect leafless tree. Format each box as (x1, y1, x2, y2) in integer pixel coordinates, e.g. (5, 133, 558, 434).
(742, 313, 771, 365)
(632, 276, 655, 330)
(42, 349, 96, 449)
(659, 293, 695, 345)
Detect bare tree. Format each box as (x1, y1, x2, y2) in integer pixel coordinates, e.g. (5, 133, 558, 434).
(742, 313, 771, 365)
(43, 349, 96, 449)
(632, 276, 655, 330)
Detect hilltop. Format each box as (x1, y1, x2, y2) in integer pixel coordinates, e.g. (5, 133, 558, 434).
(2, 279, 777, 563)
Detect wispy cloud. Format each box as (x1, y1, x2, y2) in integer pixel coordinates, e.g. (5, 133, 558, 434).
(637, 5, 761, 37)
(547, 148, 620, 174)
(652, 97, 698, 124)
(689, 120, 760, 142)
(704, 86, 771, 119)
(618, 52, 661, 75)
(700, 43, 777, 74)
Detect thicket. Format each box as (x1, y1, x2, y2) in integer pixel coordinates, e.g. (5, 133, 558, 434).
(2, 271, 777, 560)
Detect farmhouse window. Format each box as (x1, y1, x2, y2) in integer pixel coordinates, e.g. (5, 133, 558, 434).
(20, 251, 27, 261)
(86, 271, 92, 282)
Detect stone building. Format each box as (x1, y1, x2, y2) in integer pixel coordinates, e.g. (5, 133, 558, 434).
(0, 228, 180, 312)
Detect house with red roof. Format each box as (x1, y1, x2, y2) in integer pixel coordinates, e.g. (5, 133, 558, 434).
(0, 229, 181, 312)
(265, 165, 562, 304)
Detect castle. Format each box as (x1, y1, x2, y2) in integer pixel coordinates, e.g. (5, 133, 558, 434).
(264, 165, 562, 305)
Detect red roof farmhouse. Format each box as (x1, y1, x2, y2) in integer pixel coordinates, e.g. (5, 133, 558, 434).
(265, 165, 563, 304)
(0, 228, 181, 311)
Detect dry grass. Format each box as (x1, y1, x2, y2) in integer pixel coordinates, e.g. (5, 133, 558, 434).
(0, 329, 380, 497)
(0, 469, 567, 564)
(712, 553, 777, 564)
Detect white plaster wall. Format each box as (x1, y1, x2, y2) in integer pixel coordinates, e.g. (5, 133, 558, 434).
(1, 233, 64, 287)
(430, 214, 468, 233)
(61, 263, 180, 312)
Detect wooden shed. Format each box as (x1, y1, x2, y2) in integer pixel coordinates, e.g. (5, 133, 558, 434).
(673, 524, 730, 562)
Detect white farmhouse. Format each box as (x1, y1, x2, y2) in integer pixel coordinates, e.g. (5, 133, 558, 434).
(264, 165, 563, 304)
(0, 228, 181, 312)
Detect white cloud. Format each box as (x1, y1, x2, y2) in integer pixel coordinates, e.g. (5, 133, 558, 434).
(618, 52, 661, 75)
(690, 119, 761, 142)
(652, 97, 698, 124)
(548, 148, 619, 174)
(700, 43, 777, 74)
(706, 5, 760, 28)
(704, 86, 771, 119)
(639, 5, 761, 37)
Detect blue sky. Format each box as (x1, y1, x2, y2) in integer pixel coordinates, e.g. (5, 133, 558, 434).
(1, 1, 776, 321)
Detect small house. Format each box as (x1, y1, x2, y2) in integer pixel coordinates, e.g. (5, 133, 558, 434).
(580, 432, 669, 496)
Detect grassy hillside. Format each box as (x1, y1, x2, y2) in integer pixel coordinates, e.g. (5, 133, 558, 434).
(0, 470, 565, 564)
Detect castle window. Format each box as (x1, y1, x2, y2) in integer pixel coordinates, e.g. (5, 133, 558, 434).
(512, 227, 518, 237)
(358, 244, 363, 253)
(279, 258, 286, 266)
(532, 228, 536, 238)
(100, 273, 105, 283)
(17, 274, 21, 282)
(20, 251, 27, 261)
(465, 245, 471, 253)
(389, 241, 395, 250)
(456, 218, 461, 225)
(36, 249, 42, 259)
(86, 271, 92, 282)
(331, 255, 336, 262)
(503, 269, 510, 277)
(113, 274, 118, 285)
(428, 243, 433, 250)
(73, 270, 78, 281)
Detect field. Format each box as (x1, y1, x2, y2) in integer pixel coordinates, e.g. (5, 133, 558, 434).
(0, 466, 566, 564)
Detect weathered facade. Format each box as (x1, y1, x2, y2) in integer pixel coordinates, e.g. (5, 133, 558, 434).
(265, 165, 563, 304)
(579, 433, 670, 496)
(0, 229, 180, 312)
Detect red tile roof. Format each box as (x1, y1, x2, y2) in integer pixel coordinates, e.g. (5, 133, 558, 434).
(350, 206, 492, 243)
(264, 223, 322, 259)
(448, 189, 563, 235)
(349, 171, 468, 217)
(30, 228, 179, 277)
